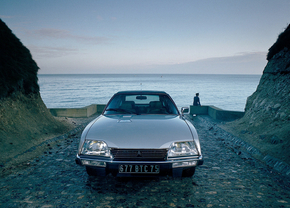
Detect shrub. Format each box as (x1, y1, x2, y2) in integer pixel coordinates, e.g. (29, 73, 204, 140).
(0, 19, 39, 99)
(267, 24, 290, 60)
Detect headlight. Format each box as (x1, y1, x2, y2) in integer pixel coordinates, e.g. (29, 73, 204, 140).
(81, 140, 111, 157)
(168, 141, 198, 157)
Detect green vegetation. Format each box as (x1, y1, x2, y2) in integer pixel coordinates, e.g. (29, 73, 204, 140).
(0, 19, 39, 99)
(267, 24, 290, 61)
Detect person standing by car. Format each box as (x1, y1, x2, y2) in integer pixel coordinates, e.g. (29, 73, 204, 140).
(193, 93, 201, 106)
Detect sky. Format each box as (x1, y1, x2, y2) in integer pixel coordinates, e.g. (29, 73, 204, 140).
(0, 0, 289, 74)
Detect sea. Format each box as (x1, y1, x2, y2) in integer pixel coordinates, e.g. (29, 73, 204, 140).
(38, 74, 261, 111)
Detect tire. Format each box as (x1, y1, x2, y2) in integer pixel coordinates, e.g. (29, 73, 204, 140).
(86, 166, 98, 176)
(182, 167, 196, 177)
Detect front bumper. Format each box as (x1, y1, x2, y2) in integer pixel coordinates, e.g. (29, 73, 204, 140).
(76, 154, 203, 177)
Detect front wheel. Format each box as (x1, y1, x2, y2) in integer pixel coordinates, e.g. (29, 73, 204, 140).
(86, 166, 98, 176)
(182, 167, 196, 177)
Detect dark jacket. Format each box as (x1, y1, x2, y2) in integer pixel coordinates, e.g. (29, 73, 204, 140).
(193, 96, 200, 106)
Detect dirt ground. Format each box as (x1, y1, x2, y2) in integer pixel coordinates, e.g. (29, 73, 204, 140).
(0, 93, 79, 176)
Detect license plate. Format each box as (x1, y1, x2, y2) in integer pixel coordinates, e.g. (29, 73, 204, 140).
(119, 164, 160, 174)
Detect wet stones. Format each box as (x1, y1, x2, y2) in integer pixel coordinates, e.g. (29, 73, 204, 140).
(0, 115, 289, 207)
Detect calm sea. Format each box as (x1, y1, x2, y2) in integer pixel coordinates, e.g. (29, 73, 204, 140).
(38, 74, 261, 111)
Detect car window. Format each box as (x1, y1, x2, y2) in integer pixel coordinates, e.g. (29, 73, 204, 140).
(126, 95, 159, 104)
(104, 93, 179, 115)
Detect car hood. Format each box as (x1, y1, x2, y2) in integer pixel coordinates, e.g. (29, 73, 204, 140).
(85, 115, 194, 149)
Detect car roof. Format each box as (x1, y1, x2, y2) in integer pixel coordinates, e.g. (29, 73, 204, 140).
(115, 90, 168, 95)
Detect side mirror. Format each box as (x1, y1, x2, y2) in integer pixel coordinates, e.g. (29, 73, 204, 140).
(181, 107, 189, 115)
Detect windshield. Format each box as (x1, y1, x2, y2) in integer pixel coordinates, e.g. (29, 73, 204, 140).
(104, 93, 179, 115)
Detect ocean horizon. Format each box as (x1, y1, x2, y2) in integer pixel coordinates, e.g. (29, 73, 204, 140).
(38, 74, 261, 111)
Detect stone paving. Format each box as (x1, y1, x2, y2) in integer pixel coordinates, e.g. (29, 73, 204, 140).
(0, 115, 289, 208)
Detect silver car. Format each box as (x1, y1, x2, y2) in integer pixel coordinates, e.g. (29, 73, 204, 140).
(76, 91, 203, 177)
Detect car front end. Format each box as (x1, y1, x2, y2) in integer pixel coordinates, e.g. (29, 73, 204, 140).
(76, 142, 203, 177)
(76, 91, 203, 177)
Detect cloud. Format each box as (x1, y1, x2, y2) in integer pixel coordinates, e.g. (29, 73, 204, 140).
(96, 15, 103, 21)
(26, 28, 110, 44)
(31, 28, 70, 38)
(35, 51, 268, 74)
(28, 45, 79, 59)
(0, 15, 14, 19)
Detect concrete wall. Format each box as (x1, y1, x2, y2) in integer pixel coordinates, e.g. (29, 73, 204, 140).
(190, 106, 208, 115)
(190, 105, 245, 121)
(50, 104, 244, 121)
(49, 104, 106, 118)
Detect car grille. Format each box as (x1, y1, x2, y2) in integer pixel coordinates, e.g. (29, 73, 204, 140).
(110, 148, 168, 161)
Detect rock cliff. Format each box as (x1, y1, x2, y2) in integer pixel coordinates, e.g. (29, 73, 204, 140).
(0, 19, 73, 170)
(223, 24, 290, 166)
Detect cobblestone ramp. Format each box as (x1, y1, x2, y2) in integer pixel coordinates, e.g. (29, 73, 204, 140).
(0, 115, 289, 207)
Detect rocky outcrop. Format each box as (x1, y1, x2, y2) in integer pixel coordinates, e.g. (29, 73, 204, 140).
(245, 46, 290, 125)
(222, 25, 290, 167)
(0, 19, 73, 168)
